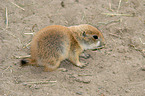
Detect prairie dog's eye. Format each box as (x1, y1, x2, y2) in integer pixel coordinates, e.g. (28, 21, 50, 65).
(93, 35, 98, 39)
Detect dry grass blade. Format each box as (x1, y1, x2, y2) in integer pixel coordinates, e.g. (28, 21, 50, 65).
(108, 1, 114, 12)
(2, 28, 22, 44)
(2, 66, 11, 77)
(11, 2, 25, 11)
(78, 74, 92, 76)
(24, 33, 34, 35)
(102, 13, 133, 17)
(14, 55, 31, 59)
(23, 41, 31, 48)
(75, 79, 91, 84)
(139, 38, 145, 45)
(117, 0, 122, 13)
(5, 7, 8, 28)
(109, 33, 122, 39)
(22, 80, 57, 85)
(98, 19, 120, 25)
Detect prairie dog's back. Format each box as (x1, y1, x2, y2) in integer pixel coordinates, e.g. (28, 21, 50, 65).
(30, 25, 71, 66)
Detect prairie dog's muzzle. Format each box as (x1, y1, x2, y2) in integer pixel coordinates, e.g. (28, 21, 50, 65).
(97, 38, 105, 49)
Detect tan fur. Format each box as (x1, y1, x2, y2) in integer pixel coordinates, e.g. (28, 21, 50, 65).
(21, 24, 105, 72)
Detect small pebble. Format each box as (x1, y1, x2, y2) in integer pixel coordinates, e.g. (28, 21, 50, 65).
(22, 83, 27, 86)
(76, 92, 82, 95)
(141, 68, 145, 71)
(61, 1, 65, 7)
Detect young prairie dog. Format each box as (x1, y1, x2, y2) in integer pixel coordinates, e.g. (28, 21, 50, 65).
(21, 24, 105, 72)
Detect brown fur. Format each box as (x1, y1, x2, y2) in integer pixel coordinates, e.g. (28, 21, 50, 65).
(21, 24, 105, 72)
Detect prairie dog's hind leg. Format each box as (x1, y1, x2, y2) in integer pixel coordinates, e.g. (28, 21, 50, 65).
(43, 60, 67, 72)
(43, 60, 60, 72)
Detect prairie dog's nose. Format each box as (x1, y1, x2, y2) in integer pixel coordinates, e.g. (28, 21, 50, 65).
(98, 38, 105, 48)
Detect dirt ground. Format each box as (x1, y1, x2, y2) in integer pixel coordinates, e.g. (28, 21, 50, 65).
(0, 0, 145, 96)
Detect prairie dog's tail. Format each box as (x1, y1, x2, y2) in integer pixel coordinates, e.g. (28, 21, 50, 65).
(20, 58, 36, 66)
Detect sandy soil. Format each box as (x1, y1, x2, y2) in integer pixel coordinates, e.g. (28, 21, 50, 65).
(0, 0, 145, 96)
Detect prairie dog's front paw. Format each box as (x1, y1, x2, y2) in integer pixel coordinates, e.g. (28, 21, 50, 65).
(80, 53, 91, 59)
(76, 62, 89, 68)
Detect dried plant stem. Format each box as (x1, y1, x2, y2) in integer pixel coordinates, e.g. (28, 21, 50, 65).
(102, 13, 133, 17)
(3, 28, 22, 44)
(14, 55, 31, 59)
(98, 19, 120, 25)
(78, 74, 92, 76)
(117, 0, 122, 13)
(108, 0, 114, 12)
(2, 66, 11, 77)
(24, 33, 34, 35)
(109, 33, 122, 39)
(11, 2, 25, 11)
(23, 41, 31, 48)
(5, 7, 8, 28)
(139, 38, 145, 45)
(23, 80, 57, 85)
(81, 11, 86, 23)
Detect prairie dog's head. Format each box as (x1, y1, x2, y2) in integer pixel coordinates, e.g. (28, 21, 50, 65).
(69, 24, 105, 51)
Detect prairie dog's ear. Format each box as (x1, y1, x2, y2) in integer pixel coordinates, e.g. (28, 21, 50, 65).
(82, 31, 87, 37)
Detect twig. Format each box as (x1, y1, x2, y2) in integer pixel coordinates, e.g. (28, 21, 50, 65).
(75, 79, 91, 84)
(5, 7, 8, 28)
(81, 11, 90, 24)
(109, 33, 122, 38)
(78, 74, 92, 76)
(10, 2, 25, 11)
(98, 19, 120, 25)
(32, 24, 38, 32)
(2, 28, 22, 44)
(102, 13, 133, 17)
(24, 33, 34, 35)
(64, 20, 68, 24)
(22, 80, 57, 85)
(23, 41, 31, 48)
(128, 44, 142, 51)
(129, 40, 145, 57)
(128, 81, 145, 85)
(139, 38, 145, 45)
(2, 66, 11, 77)
(108, 1, 114, 12)
(117, 0, 122, 13)
(81, 11, 86, 23)
(14, 55, 31, 59)
(110, 36, 116, 42)
(125, 0, 129, 2)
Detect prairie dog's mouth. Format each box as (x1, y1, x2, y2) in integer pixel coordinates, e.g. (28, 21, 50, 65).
(92, 46, 105, 51)
(92, 41, 105, 51)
